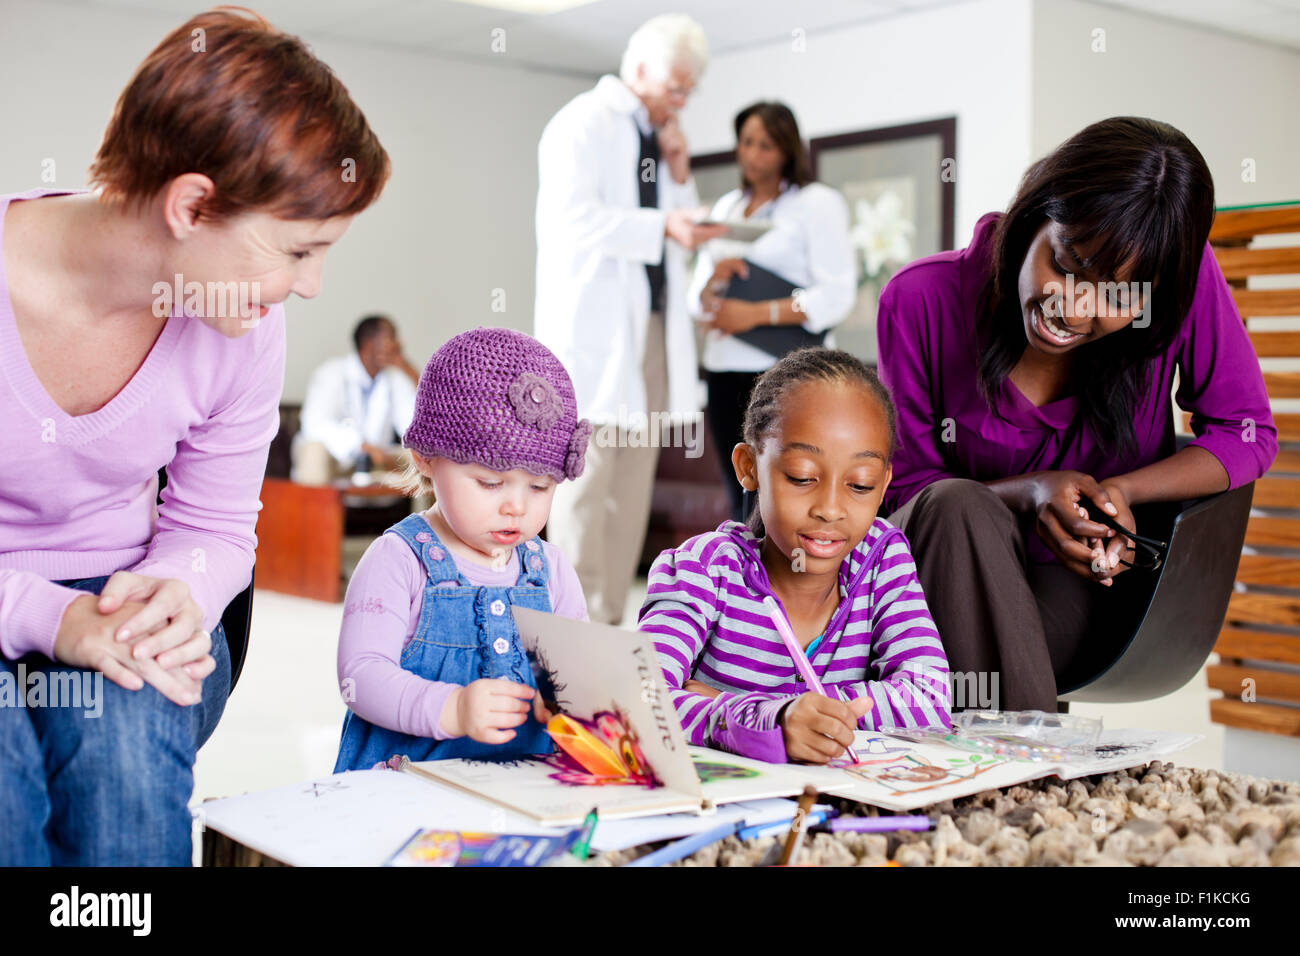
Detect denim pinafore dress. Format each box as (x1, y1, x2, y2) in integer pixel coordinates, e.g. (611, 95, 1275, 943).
(333, 515, 554, 772)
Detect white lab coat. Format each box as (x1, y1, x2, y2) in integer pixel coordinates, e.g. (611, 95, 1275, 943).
(534, 74, 701, 423)
(295, 353, 416, 466)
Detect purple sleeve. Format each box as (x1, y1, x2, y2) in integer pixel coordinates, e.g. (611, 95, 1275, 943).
(1176, 244, 1278, 487)
(540, 541, 588, 621)
(876, 270, 962, 514)
(130, 310, 285, 631)
(0, 571, 82, 660)
(824, 535, 952, 731)
(638, 543, 791, 763)
(337, 535, 457, 740)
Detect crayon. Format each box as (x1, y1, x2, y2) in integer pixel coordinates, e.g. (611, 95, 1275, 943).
(811, 815, 933, 834)
(571, 808, 598, 860)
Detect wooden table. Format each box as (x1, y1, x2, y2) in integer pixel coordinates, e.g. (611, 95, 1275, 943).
(255, 477, 407, 602)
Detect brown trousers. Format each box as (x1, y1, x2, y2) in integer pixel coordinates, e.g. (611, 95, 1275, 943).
(888, 479, 1154, 711)
(546, 312, 668, 625)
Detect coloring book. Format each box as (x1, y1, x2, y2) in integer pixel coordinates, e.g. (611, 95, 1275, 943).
(397, 609, 1199, 824)
(811, 727, 1200, 812)
(398, 608, 817, 825)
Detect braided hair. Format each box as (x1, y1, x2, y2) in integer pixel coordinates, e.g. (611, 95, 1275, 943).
(741, 348, 897, 537)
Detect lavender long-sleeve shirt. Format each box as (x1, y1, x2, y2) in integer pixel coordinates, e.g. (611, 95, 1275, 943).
(878, 213, 1277, 520)
(639, 520, 952, 764)
(337, 523, 588, 740)
(0, 188, 284, 659)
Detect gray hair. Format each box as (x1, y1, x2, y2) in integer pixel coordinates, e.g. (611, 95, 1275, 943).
(619, 13, 708, 86)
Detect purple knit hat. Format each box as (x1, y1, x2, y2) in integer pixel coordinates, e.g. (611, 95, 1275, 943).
(403, 327, 592, 482)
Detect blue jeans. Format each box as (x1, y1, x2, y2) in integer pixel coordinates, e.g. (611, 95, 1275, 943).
(0, 576, 231, 866)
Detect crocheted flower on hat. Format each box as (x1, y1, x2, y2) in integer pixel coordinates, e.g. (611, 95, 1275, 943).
(565, 419, 593, 480)
(507, 372, 563, 432)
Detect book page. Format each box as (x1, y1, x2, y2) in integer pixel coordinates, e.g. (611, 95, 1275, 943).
(803, 731, 1050, 812)
(1047, 729, 1202, 780)
(513, 607, 701, 799)
(810, 728, 1201, 811)
(688, 747, 817, 805)
(199, 769, 560, 867)
(407, 757, 706, 827)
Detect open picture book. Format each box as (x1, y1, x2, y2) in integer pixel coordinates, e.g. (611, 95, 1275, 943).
(394, 609, 1199, 824)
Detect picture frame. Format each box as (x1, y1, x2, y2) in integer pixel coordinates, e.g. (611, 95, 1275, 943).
(688, 148, 744, 212)
(809, 117, 957, 364)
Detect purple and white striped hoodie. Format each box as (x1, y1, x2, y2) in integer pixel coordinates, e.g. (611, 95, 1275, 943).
(638, 519, 952, 763)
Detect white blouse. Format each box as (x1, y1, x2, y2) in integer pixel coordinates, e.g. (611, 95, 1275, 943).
(688, 180, 857, 373)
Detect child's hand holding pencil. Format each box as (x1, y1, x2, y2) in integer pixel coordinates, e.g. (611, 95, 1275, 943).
(761, 595, 873, 765)
(778, 693, 872, 764)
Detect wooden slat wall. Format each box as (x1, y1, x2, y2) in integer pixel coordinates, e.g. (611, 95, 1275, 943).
(1207, 205, 1300, 738)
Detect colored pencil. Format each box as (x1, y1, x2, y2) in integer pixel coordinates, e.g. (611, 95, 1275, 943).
(623, 819, 746, 868)
(762, 595, 861, 763)
(736, 808, 835, 842)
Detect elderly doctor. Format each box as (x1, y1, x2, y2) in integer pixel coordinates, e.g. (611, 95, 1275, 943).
(535, 14, 725, 624)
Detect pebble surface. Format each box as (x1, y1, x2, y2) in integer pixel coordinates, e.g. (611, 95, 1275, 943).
(599, 762, 1300, 867)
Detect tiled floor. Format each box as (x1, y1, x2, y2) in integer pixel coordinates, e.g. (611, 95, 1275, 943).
(191, 578, 1239, 808)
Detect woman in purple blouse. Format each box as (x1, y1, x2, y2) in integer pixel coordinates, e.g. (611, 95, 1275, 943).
(877, 117, 1276, 712)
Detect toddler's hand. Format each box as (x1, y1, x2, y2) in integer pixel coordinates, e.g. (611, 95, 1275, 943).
(440, 678, 536, 744)
(778, 693, 873, 764)
(533, 694, 556, 725)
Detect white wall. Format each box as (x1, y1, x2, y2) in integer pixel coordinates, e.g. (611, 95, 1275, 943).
(678, 0, 1035, 249)
(8, 0, 1299, 400)
(0, 0, 591, 401)
(1031, 0, 1300, 206)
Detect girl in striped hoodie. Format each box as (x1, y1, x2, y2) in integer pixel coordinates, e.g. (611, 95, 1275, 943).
(639, 349, 951, 764)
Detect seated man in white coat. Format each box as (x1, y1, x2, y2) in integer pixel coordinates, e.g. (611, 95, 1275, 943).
(535, 14, 726, 624)
(292, 314, 418, 484)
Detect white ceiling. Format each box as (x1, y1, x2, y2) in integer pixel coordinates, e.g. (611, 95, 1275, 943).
(57, 0, 1300, 76)
(56, 0, 979, 75)
(1096, 0, 1300, 50)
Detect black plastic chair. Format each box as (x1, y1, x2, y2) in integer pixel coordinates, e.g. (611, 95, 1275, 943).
(156, 468, 254, 694)
(1057, 481, 1254, 704)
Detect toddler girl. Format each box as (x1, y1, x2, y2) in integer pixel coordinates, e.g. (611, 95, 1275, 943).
(334, 328, 592, 771)
(639, 348, 951, 765)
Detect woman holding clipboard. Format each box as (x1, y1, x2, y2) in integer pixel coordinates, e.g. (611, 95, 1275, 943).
(689, 102, 857, 521)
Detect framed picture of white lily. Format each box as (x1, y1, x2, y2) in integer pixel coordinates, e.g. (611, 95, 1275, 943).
(809, 118, 956, 365)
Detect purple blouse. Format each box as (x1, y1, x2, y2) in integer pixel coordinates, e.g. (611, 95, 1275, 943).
(878, 212, 1277, 522)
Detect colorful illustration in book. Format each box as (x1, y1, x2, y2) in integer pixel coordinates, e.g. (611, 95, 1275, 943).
(541, 710, 660, 788)
(692, 759, 761, 783)
(841, 736, 1010, 796)
(833, 735, 912, 766)
(528, 646, 569, 719)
